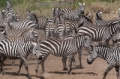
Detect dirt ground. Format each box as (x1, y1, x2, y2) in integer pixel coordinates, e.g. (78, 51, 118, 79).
(0, 31, 117, 79)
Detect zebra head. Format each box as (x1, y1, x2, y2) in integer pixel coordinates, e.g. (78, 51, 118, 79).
(87, 45, 98, 64)
(85, 13, 92, 20)
(96, 11, 103, 20)
(32, 43, 42, 60)
(26, 10, 38, 24)
(78, 2, 85, 15)
(29, 28, 39, 41)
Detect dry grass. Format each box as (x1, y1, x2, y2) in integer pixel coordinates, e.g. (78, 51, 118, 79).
(85, 1, 120, 21)
(1, 1, 120, 21)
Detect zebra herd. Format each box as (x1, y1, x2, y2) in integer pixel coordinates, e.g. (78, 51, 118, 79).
(0, 0, 120, 79)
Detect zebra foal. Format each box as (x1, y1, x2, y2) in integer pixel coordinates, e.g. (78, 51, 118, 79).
(32, 34, 92, 75)
(87, 45, 120, 79)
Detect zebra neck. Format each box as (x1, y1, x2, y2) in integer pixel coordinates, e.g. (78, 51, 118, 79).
(96, 15, 102, 20)
(96, 46, 111, 60)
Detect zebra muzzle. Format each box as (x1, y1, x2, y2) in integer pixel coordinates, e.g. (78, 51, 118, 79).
(87, 59, 92, 64)
(38, 56, 42, 60)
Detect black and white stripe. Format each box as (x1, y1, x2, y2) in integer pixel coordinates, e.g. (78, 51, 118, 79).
(77, 20, 120, 45)
(62, 3, 85, 21)
(87, 45, 120, 79)
(0, 39, 37, 79)
(32, 34, 92, 75)
(45, 20, 56, 38)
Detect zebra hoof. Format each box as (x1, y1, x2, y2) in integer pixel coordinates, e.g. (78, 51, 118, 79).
(17, 71, 20, 76)
(2, 71, 6, 75)
(79, 65, 83, 69)
(28, 75, 32, 79)
(63, 67, 68, 71)
(68, 71, 72, 75)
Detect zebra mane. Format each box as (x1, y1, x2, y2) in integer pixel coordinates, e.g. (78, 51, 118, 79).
(106, 20, 120, 27)
(83, 14, 93, 23)
(31, 12, 38, 24)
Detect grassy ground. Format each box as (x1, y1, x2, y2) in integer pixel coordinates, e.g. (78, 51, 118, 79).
(0, 0, 120, 20)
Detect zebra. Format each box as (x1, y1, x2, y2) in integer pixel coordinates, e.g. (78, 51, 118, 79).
(52, 7, 65, 25)
(62, 3, 85, 21)
(1, 8, 19, 23)
(87, 45, 120, 79)
(26, 10, 38, 24)
(0, 39, 37, 79)
(1, 10, 37, 30)
(0, 10, 6, 22)
(53, 13, 93, 39)
(6, 0, 12, 11)
(95, 11, 119, 26)
(77, 20, 120, 46)
(32, 34, 92, 75)
(10, 19, 36, 30)
(3, 21, 37, 37)
(54, 20, 77, 39)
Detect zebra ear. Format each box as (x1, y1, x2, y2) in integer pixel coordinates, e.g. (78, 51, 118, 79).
(89, 45, 93, 51)
(118, 8, 120, 11)
(83, 3, 85, 6)
(99, 11, 102, 14)
(79, 3, 82, 6)
(52, 8, 54, 11)
(31, 11, 34, 13)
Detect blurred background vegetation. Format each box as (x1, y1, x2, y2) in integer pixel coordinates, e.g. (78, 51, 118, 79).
(0, 0, 120, 20)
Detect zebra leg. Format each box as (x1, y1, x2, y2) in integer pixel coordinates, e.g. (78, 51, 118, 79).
(78, 47, 82, 68)
(103, 65, 114, 79)
(41, 55, 49, 73)
(62, 56, 67, 70)
(1, 61, 5, 75)
(35, 60, 40, 77)
(17, 59, 24, 75)
(72, 56, 76, 67)
(0, 57, 6, 75)
(67, 55, 73, 74)
(118, 67, 120, 79)
(21, 56, 31, 79)
(115, 66, 119, 77)
(35, 55, 49, 76)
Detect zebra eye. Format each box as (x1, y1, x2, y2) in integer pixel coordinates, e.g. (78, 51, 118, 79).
(36, 49, 37, 50)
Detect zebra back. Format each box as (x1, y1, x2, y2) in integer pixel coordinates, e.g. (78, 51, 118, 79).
(0, 40, 35, 59)
(33, 34, 92, 58)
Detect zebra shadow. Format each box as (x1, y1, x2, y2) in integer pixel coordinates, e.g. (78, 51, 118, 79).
(5, 72, 45, 79)
(72, 65, 84, 69)
(4, 62, 37, 66)
(48, 71, 97, 75)
(36, 75, 45, 79)
(1, 68, 12, 70)
(5, 71, 28, 77)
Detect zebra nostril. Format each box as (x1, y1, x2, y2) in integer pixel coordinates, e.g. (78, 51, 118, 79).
(39, 56, 42, 60)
